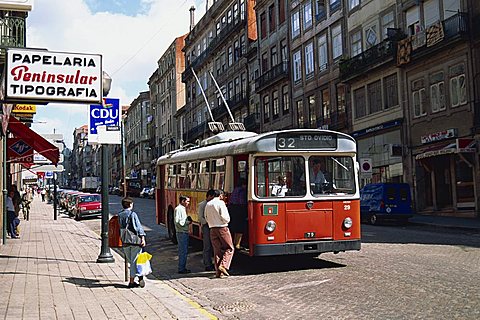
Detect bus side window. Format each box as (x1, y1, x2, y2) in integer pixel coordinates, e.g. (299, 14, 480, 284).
(210, 158, 226, 190)
(255, 158, 266, 197)
(198, 160, 210, 190)
(167, 164, 176, 188)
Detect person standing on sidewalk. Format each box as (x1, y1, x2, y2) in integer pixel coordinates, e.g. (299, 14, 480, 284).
(118, 197, 147, 288)
(174, 195, 192, 274)
(198, 189, 216, 271)
(6, 190, 19, 238)
(205, 189, 234, 278)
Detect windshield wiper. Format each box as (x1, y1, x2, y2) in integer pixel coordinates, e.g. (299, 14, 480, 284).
(331, 157, 349, 171)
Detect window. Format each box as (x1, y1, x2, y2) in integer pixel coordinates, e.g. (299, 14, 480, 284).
(430, 72, 445, 112)
(450, 74, 467, 107)
(241, 72, 247, 95)
(233, 3, 239, 21)
(332, 24, 343, 59)
(262, 52, 269, 73)
(254, 156, 305, 198)
(384, 73, 399, 109)
(354, 87, 366, 118)
(336, 84, 346, 123)
(412, 80, 426, 117)
(234, 77, 240, 96)
(269, 4, 276, 32)
(292, 10, 300, 38)
(293, 50, 302, 82)
(234, 40, 240, 61)
(308, 95, 316, 127)
(260, 12, 267, 39)
(281, 39, 288, 62)
(240, 0, 246, 20)
(305, 42, 315, 77)
(351, 30, 362, 57)
(304, 1, 313, 30)
(228, 46, 233, 66)
(273, 90, 279, 118)
(368, 80, 382, 114)
(406, 6, 420, 36)
(381, 11, 395, 40)
(349, 0, 359, 10)
(309, 156, 356, 195)
(240, 34, 246, 55)
(315, 0, 326, 21)
(318, 34, 328, 71)
(297, 100, 304, 127)
(198, 160, 210, 189)
(424, 0, 440, 27)
(210, 158, 225, 190)
(282, 85, 290, 114)
(263, 95, 270, 122)
(330, 0, 341, 13)
(271, 46, 278, 66)
(322, 89, 330, 122)
(279, 0, 286, 24)
(228, 81, 234, 100)
(364, 26, 377, 48)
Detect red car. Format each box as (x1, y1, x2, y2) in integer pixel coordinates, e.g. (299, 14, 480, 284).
(73, 193, 102, 220)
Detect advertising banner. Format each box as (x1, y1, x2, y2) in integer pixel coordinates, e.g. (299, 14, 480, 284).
(6, 48, 102, 104)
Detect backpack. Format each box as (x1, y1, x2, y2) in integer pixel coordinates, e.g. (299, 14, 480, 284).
(108, 215, 123, 248)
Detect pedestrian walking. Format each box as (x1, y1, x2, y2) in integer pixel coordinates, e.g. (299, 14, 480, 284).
(40, 188, 46, 202)
(174, 195, 192, 274)
(118, 197, 147, 288)
(198, 189, 216, 271)
(205, 189, 234, 278)
(6, 190, 20, 238)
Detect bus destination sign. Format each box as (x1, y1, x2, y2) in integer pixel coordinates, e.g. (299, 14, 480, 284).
(276, 132, 337, 150)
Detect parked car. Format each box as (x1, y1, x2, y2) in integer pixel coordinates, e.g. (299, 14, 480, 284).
(140, 187, 151, 198)
(73, 193, 102, 220)
(360, 183, 413, 225)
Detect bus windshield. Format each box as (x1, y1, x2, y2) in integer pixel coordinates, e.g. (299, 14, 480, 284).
(255, 156, 306, 197)
(308, 156, 356, 196)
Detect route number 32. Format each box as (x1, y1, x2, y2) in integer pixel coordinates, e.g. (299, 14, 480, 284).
(278, 137, 295, 148)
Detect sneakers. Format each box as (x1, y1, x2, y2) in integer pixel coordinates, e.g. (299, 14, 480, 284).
(127, 282, 139, 288)
(138, 276, 145, 288)
(178, 269, 191, 274)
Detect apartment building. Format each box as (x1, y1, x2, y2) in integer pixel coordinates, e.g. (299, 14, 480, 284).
(255, 0, 293, 132)
(181, 0, 257, 143)
(339, 0, 404, 186)
(124, 91, 152, 186)
(289, 0, 349, 134)
(148, 35, 187, 159)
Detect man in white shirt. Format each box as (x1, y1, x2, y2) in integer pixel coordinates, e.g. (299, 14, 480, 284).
(204, 190, 234, 278)
(174, 195, 191, 274)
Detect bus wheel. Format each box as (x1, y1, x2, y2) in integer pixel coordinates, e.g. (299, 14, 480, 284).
(167, 210, 177, 244)
(369, 214, 377, 225)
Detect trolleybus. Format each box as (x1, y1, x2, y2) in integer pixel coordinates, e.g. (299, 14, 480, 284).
(155, 129, 361, 256)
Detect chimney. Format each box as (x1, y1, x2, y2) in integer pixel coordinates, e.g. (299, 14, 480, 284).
(189, 6, 195, 31)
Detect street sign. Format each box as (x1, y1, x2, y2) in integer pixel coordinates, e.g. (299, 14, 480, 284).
(7, 137, 34, 163)
(88, 98, 121, 144)
(360, 158, 373, 178)
(45, 171, 54, 178)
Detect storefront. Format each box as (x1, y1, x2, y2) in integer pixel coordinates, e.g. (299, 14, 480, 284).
(352, 119, 404, 187)
(413, 129, 477, 217)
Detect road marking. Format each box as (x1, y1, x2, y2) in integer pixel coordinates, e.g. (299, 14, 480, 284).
(166, 284, 218, 320)
(274, 279, 331, 291)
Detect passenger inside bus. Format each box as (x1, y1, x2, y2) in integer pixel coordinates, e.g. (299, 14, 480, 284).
(271, 176, 288, 197)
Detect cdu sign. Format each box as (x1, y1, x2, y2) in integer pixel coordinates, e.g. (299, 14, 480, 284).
(88, 98, 120, 144)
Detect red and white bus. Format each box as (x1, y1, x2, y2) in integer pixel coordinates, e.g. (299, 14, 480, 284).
(155, 129, 361, 256)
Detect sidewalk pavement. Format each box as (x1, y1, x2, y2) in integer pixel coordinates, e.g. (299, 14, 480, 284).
(409, 214, 480, 231)
(0, 197, 217, 320)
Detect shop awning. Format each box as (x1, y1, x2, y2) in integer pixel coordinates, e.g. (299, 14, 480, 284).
(8, 115, 60, 165)
(415, 139, 476, 160)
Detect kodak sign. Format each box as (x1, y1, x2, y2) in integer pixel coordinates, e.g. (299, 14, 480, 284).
(13, 104, 36, 114)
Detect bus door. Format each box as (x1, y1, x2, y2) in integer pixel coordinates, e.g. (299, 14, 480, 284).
(157, 164, 165, 225)
(233, 155, 248, 186)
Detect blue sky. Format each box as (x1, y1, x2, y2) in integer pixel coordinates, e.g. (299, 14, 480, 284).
(28, 0, 206, 148)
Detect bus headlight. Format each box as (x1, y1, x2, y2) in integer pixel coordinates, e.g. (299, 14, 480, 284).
(343, 217, 353, 229)
(265, 220, 276, 232)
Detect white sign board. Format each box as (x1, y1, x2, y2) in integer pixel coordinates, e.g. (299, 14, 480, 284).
(88, 98, 121, 144)
(6, 48, 102, 104)
(360, 158, 373, 178)
(31, 164, 65, 172)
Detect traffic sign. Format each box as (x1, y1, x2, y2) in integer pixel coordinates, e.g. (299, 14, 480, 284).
(360, 158, 373, 178)
(88, 98, 120, 144)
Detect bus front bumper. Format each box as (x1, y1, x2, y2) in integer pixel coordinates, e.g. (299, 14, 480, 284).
(253, 239, 361, 256)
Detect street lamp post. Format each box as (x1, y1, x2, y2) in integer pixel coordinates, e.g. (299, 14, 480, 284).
(97, 71, 115, 263)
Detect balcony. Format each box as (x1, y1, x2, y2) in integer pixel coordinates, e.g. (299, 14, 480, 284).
(186, 122, 206, 142)
(340, 40, 395, 81)
(316, 111, 348, 131)
(212, 92, 248, 120)
(243, 113, 259, 131)
(0, 15, 25, 47)
(398, 13, 469, 66)
(255, 61, 289, 92)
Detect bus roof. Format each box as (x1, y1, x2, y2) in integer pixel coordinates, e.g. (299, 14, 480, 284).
(156, 129, 356, 165)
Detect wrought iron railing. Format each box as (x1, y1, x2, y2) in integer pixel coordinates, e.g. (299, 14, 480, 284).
(0, 15, 25, 48)
(255, 61, 289, 92)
